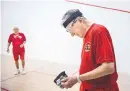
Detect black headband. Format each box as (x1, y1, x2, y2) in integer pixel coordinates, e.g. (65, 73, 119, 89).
(63, 10, 82, 28)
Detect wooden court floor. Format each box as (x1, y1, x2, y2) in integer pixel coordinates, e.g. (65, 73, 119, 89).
(1, 54, 130, 91)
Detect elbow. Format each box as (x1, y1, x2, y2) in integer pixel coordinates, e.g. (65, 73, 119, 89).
(108, 65, 115, 74)
(104, 62, 115, 75)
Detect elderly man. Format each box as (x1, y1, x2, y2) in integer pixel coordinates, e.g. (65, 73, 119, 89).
(61, 9, 119, 91)
(7, 27, 26, 75)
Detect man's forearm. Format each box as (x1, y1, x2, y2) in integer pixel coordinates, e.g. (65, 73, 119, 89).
(7, 43, 11, 49)
(23, 41, 26, 45)
(79, 62, 115, 81)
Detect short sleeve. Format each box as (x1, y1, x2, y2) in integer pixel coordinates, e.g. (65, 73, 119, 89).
(22, 33, 26, 41)
(94, 27, 115, 64)
(8, 34, 12, 43)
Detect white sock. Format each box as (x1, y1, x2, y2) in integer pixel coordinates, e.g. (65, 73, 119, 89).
(17, 69, 20, 72)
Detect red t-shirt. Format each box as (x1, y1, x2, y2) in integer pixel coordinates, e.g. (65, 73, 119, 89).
(80, 23, 118, 90)
(8, 33, 26, 53)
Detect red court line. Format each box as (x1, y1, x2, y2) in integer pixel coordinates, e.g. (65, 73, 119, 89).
(66, 0, 130, 14)
(1, 87, 9, 91)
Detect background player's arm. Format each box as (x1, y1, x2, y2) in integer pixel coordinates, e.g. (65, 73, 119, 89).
(23, 41, 26, 45)
(7, 43, 11, 53)
(20, 41, 26, 48)
(79, 62, 114, 81)
(22, 33, 26, 45)
(7, 35, 12, 53)
(20, 33, 26, 48)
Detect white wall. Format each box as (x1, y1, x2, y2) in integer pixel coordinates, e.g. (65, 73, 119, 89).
(0, 1, 2, 86)
(0, 1, 1, 55)
(1, 0, 130, 74)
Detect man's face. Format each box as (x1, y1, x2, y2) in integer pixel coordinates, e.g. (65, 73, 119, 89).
(66, 19, 84, 38)
(13, 27, 19, 34)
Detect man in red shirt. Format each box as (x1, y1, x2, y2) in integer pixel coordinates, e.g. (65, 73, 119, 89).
(61, 9, 119, 91)
(7, 27, 26, 75)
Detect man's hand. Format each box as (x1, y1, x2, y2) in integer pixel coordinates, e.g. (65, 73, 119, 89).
(20, 44, 24, 48)
(61, 76, 78, 89)
(7, 48, 10, 53)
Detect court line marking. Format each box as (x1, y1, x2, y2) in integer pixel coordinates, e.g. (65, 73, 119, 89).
(1, 87, 9, 91)
(66, 0, 130, 13)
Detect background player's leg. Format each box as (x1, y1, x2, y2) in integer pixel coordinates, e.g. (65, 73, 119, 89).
(14, 60, 20, 75)
(15, 60, 19, 69)
(20, 52, 26, 74)
(15, 60, 20, 75)
(21, 59, 25, 69)
(13, 53, 20, 75)
(21, 60, 26, 74)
